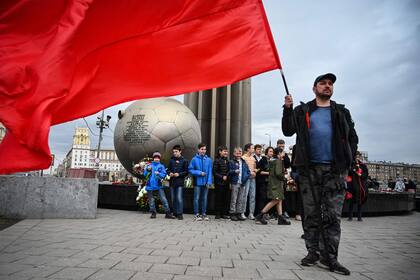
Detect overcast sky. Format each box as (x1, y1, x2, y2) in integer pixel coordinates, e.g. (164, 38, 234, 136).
(49, 0, 420, 167)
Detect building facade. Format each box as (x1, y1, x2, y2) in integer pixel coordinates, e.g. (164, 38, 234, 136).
(365, 161, 420, 183)
(61, 127, 123, 180)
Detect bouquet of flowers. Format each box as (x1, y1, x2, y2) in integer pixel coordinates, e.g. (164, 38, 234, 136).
(133, 157, 153, 209)
(161, 172, 171, 187)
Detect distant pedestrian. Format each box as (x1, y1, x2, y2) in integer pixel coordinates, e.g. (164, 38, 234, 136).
(144, 152, 175, 219)
(228, 147, 250, 221)
(347, 151, 368, 221)
(168, 145, 189, 220)
(213, 145, 231, 219)
(189, 143, 213, 221)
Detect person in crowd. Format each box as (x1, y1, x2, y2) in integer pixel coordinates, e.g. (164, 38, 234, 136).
(388, 178, 396, 190)
(289, 145, 303, 222)
(277, 139, 292, 219)
(394, 176, 405, 192)
(255, 146, 274, 215)
(255, 147, 291, 225)
(213, 145, 231, 219)
(229, 147, 250, 221)
(144, 152, 175, 219)
(282, 73, 358, 275)
(168, 145, 189, 220)
(241, 143, 257, 220)
(189, 143, 213, 221)
(347, 151, 369, 221)
(406, 179, 417, 194)
(276, 139, 291, 169)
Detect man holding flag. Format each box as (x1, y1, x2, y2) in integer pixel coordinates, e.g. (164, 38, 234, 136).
(282, 73, 358, 275)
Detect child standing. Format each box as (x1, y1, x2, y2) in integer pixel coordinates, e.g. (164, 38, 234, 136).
(213, 145, 231, 219)
(144, 152, 175, 219)
(168, 145, 189, 220)
(189, 143, 213, 221)
(229, 147, 250, 221)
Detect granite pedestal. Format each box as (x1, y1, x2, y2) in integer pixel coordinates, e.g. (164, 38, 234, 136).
(0, 176, 98, 219)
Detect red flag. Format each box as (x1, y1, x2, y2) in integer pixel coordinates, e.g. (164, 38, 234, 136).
(0, 0, 281, 174)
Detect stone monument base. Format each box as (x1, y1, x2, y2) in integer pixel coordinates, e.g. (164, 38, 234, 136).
(0, 176, 98, 219)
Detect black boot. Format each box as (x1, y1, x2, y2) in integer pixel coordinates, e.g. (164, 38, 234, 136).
(177, 214, 183, 220)
(165, 212, 176, 219)
(320, 259, 351, 275)
(301, 251, 320, 266)
(278, 214, 291, 225)
(255, 213, 268, 225)
(150, 212, 156, 219)
(230, 213, 238, 221)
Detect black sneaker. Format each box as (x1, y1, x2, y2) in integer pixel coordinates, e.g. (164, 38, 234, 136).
(215, 215, 222, 219)
(301, 252, 320, 266)
(177, 214, 183, 220)
(230, 214, 238, 221)
(278, 215, 291, 225)
(222, 215, 231, 219)
(255, 213, 268, 225)
(150, 212, 156, 219)
(165, 213, 176, 219)
(320, 259, 351, 275)
(357, 217, 363, 222)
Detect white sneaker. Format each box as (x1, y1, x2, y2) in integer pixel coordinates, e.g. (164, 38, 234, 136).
(240, 213, 247, 220)
(202, 215, 209, 221)
(194, 215, 202, 221)
(248, 214, 255, 220)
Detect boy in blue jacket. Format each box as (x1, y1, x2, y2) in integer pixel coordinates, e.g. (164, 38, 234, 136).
(188, 143, 213, 221)
(144, 152, 175, 219)
(229, 147, 250, 221)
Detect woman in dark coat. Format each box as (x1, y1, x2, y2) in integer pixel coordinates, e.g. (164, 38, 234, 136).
(255, 148, 291, 225)
(348, 151, 369, 221)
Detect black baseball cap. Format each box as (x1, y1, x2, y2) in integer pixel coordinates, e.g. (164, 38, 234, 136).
(313, 73, 336, 86)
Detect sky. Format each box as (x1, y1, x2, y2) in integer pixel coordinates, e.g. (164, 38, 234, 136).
(48, 0, 420, 168)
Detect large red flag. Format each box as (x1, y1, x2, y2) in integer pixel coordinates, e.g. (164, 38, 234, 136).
(0, 0, 281, 174)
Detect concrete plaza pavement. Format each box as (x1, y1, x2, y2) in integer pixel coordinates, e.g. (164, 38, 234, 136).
(1, 209, 419, 280)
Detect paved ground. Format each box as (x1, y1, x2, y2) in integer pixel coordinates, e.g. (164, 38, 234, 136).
(0, 209, 419, 280)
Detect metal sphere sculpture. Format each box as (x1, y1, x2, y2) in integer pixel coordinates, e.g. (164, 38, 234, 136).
(114, 97, 201, 177)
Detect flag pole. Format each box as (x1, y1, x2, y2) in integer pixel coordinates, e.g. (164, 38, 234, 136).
(280, 69, 290, 96)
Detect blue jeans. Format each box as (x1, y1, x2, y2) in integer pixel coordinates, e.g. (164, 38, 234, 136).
(193, 185, 208, 215)
(148, 189, 170, 213)
(170, 186, 183, 215)
(242, 178, 256, 215)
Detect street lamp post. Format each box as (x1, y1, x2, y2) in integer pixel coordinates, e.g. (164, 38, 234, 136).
(265, 133, 271, 147)
(95, 110, 111, 176)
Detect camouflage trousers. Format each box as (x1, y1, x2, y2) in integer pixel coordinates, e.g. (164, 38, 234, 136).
(298, 164, 346, 262)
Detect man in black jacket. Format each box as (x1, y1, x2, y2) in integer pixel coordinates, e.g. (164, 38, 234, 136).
(168, 145, 189, 220)
(213, 145, 231, 219)
(282, 73, 358, 276)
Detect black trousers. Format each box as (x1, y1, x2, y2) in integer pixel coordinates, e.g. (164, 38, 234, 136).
(214, 184, 230, 216)
(255, 181, 267, 214)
